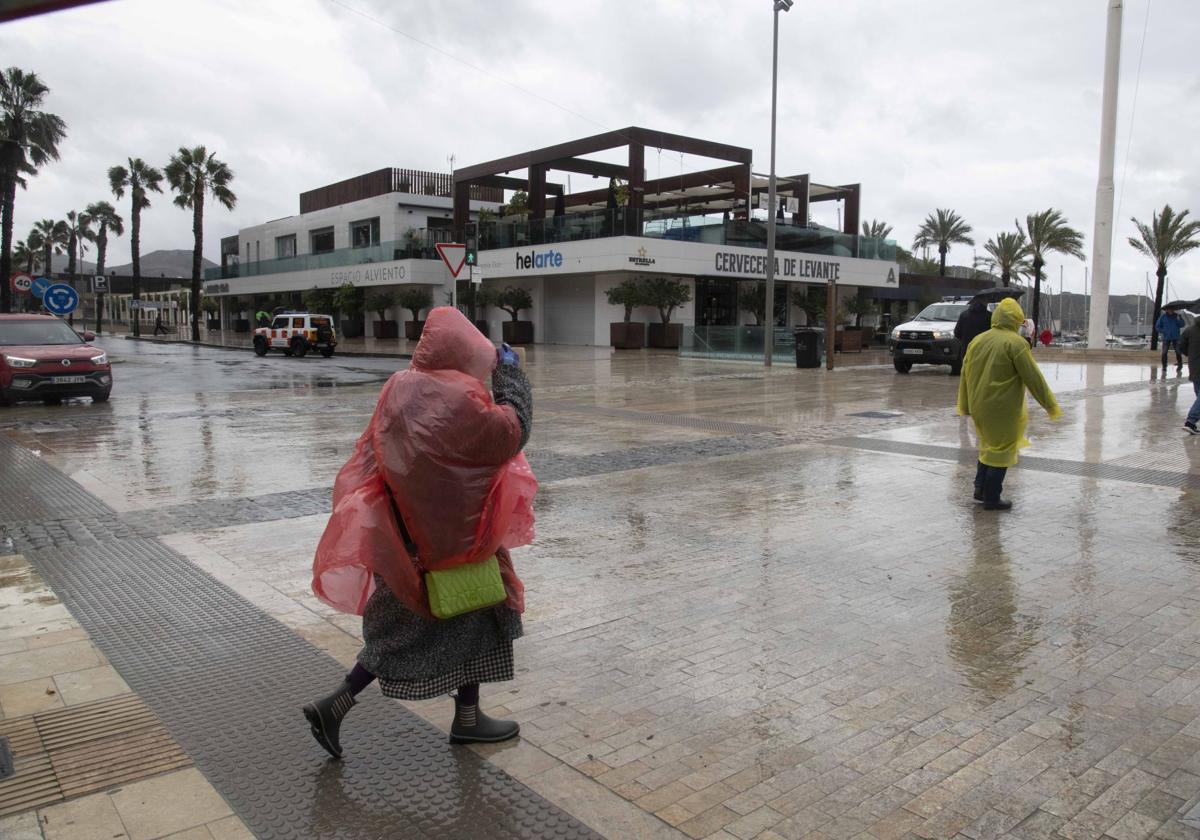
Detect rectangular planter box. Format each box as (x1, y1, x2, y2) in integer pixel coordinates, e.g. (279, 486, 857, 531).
(503, 320, 534, 345)
(206, 319, 221, 330)
(474, 320, 490, 338)
(610, 322, 646, 349)
(405, 321, 425, 341)
(340, 320, 364, 338)
(373, 320, 399, 339)
(647, 322, 682, 349)
(233, 319, 250, 333)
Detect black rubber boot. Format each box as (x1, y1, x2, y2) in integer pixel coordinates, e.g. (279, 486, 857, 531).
(449, 695, 520, 744)
(303, 678, 356, 758)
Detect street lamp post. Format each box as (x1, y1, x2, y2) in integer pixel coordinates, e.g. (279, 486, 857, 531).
(764, 0, 792, 367)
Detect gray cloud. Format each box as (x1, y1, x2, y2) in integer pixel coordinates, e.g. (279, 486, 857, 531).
(1, 0, 1197, 298)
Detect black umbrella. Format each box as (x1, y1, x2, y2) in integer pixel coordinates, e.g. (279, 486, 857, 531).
(969, 287, 1025, 305)
(1162, 299, 1197, 311)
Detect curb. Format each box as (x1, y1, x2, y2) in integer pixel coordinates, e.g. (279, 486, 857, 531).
(120, 335, 413, 360)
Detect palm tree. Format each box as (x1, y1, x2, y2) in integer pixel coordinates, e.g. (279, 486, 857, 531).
(63, 209, 94, 278)
(109, 158, 163, 337)
(165, 145, 236, 341)
(861, 219, 893, 240)
(86, 200, 123, 278)
(981, 231, 1033, 288)
(32, 217, 66, 276)
(913, 209, 974, 276)
(11, 239, 32, 274)
(1129, 205, 1200, 352)
(25, 228, 43, 273)
(0, 68, 67, 313)
(1018, 209, 1085, 336)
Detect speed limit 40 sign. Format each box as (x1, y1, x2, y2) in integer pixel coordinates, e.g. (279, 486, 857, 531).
(10, 273, 32, 294)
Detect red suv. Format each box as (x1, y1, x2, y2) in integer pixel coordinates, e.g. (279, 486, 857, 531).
(0, 314, 113, 405)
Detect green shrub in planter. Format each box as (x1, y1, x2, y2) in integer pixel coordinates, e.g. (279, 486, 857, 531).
(605, 279, 646, 349)
(367, 289, 400, 338)
(397, 286, 433, 341)
(498, 286, 534, 344)
(641, 278, 691, 348)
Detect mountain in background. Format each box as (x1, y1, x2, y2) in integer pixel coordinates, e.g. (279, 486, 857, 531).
(42, 249, 216, 278)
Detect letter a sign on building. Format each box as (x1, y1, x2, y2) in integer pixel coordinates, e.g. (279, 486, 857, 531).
(435, 243, 468, 279)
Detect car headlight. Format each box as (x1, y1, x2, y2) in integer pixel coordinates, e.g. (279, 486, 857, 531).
(932, 330, 954, 340)
(890, 328, 901, 340)
(90, 353, 108, 365)
(4, 355, 37, 368)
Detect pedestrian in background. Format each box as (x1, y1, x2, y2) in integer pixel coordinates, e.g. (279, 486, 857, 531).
(953, 298, 991, 373)
(304, 307, 537, 758)
(153, 311, 167, 336)
(1180, 317, 1200, 434)
(958, 298, 1062, 510)
(1156, 306, 1185, 373)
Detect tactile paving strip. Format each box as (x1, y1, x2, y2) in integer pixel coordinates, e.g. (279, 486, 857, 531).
(830, 437, 1200, 490)
(0, 438, 600, 839)
(0, 439, 110, 525)
(0, 695, 190, 816)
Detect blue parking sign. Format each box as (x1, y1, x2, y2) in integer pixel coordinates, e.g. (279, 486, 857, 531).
(43, 283, 79, 316)
(31, 276, 52, 298)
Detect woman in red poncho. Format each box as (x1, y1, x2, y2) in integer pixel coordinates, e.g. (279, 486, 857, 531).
(303, 307, 535, 757)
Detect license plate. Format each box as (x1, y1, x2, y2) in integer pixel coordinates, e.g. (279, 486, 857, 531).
(902, 348, 924, 355)
(50, 375, 86, 384)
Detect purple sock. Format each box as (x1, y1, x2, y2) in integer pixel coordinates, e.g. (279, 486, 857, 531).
(347, 663, 376, 696)
(457, 683, 479, 706)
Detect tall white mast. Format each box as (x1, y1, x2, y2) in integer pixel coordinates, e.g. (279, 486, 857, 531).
(1087, 0, 1123, 350)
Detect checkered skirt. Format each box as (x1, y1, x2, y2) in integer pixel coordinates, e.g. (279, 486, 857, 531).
(378, 640, 515, 701)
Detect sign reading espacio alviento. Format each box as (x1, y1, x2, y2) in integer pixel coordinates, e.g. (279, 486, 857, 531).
(713, 251, 844, 282)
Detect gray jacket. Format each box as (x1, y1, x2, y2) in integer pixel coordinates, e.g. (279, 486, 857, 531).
(1180, 323, 1200, 382)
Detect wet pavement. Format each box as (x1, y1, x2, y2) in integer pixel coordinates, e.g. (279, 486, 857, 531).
(2, 340, 1200, 839)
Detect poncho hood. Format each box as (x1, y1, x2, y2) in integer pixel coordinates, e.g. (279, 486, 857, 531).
(412, 306, 497, 381)
(991, 298, 1024, 332)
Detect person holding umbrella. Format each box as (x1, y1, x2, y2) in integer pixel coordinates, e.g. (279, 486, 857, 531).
(1156, 303, 1188, 374)
(956, 288, 1023, 370)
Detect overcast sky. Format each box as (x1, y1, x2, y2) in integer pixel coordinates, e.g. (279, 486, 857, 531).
(3, 0, 1198, 299)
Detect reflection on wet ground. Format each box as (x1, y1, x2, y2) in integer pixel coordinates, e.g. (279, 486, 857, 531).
(5, 344, 1200, 837)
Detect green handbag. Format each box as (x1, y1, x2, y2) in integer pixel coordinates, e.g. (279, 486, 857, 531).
(386, 486, 506, 619)
(425, 556, 507, 619)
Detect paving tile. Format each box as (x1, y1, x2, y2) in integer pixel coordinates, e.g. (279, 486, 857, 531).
(52, 665, 130, 705)
(0, 675, 63, 717)
(109, 768, 232, 840)
(0, 811, 44, 840)
(204, 816, 254, 840)
(0, 640, 100, 684)
(39, 791, 128, 840)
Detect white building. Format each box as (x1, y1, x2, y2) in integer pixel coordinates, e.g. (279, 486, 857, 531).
(204, 131, 900, 349)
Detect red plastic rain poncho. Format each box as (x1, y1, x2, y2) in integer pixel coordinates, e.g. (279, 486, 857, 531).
(312, 307, 537, 618)
(957, 298, 1061, 468)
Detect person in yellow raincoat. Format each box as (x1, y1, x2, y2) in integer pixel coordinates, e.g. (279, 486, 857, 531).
(957, 298, 1062, 510)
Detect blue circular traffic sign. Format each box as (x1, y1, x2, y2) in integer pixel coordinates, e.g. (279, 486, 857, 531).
(42, 283, 79, 316)
(30, 276, 52, 298)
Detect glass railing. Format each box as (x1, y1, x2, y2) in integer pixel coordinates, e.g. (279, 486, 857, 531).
(477, 210, 896, 260)
(680, 325, 800, 360)
(204, 229, 454, 281)
(208, 213, 897, 281)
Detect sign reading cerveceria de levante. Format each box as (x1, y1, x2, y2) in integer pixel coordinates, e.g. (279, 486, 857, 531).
(714, 251, 850, 281)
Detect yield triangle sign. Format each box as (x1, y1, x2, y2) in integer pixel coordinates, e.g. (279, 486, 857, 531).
(435, 243, 468, 278)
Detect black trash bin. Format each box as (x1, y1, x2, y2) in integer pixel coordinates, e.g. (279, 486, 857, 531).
(794, 327, 824, 368)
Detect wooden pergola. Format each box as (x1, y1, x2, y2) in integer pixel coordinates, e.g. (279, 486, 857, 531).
(452, 126, 860, 236)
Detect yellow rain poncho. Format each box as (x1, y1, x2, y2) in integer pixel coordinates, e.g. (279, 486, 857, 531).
(957, 298, 1061, 468)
